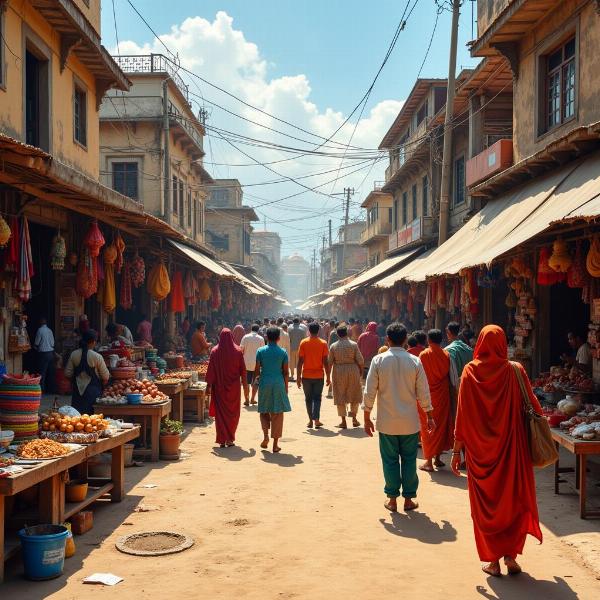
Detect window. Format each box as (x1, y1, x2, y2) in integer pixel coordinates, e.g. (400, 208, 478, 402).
(112, 162, 138, 199)
(422, 175, 429, 216)
(411, 184, 417, 221)
(416, 100, 428, 126)
(545, 37, 576, 131)
(172, 176, 178, 214)
(187, 190, 192, 227)
(178, 179, 184, 217)
(393, 198, 399, 231)
(388, 207, 393, 223)
(208, 231, 229, 251)
(198, 198, 204, 237)
(368, 204, 378, 225)
(73, 85, 87, 146)
(454, 156, 465, 207)
(25, 48, 50, 150)
(402, 192, 408, 225)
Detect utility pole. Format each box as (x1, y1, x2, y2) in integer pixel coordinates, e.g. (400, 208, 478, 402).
(340, 187, 354, 280)
(328, 219, 332, 247)
(320, 235, 326, 289)
(438, 0, 461, 245)
(312, 248, 317, 294)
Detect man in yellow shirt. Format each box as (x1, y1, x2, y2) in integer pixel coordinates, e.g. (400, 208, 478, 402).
(297, 322, 331, 429)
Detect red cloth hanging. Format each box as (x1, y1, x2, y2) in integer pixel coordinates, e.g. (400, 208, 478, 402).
(537, 247, 565, 285)
(83, 220, 105, 258)
(169, 271, 185, 313)
(120, 261, 133, 310)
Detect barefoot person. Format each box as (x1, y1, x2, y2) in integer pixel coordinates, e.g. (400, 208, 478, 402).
(254, 327, 291, 453)
(240, 324, 265, 406)
(206, 329, 248, 448)
(418, 329, 454, 472)
(328, 324, 364, 429)
(362, 322, 435, 512)
(452, 325, 542, 577)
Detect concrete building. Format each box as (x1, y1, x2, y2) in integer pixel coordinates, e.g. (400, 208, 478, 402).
(281, 253, 311, 304)
(360, 185, 393, 266)
(99, 53, 213, 245)
(204, 179, 259, 266)
(321, 221, 367, 290)
(251, 230, 281, 289)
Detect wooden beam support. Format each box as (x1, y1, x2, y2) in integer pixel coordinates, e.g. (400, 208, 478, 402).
(60, 33, 82, 72)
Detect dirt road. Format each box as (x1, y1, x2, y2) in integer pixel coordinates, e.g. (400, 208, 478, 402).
(5, 385, 600, 599)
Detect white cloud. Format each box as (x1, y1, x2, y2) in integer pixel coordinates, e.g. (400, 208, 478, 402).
(114, 11, 404, 255)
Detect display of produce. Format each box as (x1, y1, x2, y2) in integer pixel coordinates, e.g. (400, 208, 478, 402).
(154, 378, 184, 385)
(157, 371, 192, 380)
(41, 412, 108, 434)
(16, 439, 70, 459)
(0, 455, 15, 467)
(102, 378, 169, 403)
(532, 367, 594, 393)
(96, 395, 128, 405)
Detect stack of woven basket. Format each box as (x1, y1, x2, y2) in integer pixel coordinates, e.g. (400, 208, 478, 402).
(0, 373, 42, 441)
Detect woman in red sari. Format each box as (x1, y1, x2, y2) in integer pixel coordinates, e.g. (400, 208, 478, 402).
(418, 329, 453, 471)
(206, 328, 248, 448)
(451, 324, 542, 576)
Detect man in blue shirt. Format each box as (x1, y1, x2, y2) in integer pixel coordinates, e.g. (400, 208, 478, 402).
(34, 317, 55, 393)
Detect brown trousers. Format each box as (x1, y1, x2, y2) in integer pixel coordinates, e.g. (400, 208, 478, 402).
(336, 402, 360, 417)
(260, 412, 284, 439)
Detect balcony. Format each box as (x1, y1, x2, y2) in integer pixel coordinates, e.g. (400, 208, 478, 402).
(388, 216, 433, 252)
(466, 139, 513, 189)
(114, 54, 190, 104)
(384, 117, 431, 184)
(360, 221, 392, 245)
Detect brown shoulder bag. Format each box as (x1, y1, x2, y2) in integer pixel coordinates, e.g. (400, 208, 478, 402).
(511, 362, 559, 469)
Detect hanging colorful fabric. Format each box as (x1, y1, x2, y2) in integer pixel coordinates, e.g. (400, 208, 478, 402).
(211, 281, 221, 310)
(102, 243, 117, 313)
(586, 236, 600, 277)
(114, 233, 126, 274)
(5, 216, 19, 272)
(198, 278, 211, 301)
(147, 261, 171, 301)
(0, 215, 11, 247)
(76, 248, 92, 298)
(120, 261, 133, 310)
(567, 240, 587, 288)
(436, 278, 447, 308)
(16, 217, 34, 301)
(169, 271, 185, 313)
(50, 231, 66, 270)
(538, 247, 566, 285)
(548, 238, 572, 273)
(130, 252, 145, 288)
(83, 220, 105, 258)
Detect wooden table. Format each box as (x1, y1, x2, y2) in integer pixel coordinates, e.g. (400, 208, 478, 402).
(0, 428, 140, 581)
(183, 384, 207, 423)
(155, 380, 189, 422)
(552, 429, 600, 519)
(94, 400, 171, 462)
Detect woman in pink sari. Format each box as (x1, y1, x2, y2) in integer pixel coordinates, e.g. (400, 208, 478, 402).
(232, 323, 246, 346)
(206, 329, 248, 447)
(358, 322, 381, 377)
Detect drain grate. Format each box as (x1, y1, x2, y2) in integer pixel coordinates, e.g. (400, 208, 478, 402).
(116, 531, 194, 556)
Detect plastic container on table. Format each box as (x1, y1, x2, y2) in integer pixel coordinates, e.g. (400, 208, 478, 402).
(127, 393, 143, 405)
(18, 524, 68, 580)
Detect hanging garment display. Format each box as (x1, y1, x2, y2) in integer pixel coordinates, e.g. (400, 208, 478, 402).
(147, 261, 171, 301)
(5, 216, 19, 272)
(50, 231, 66, 270)
(76, 248, 93, 298)
(102, 243, 117, 313)
(567, 240, 588, 288)
(120, 261, 133, 310)
(16, 217, 34, 301)
(538, 247, 566, 285)
(198, 277, 212, 301)
(211, 281, 221, 310)
(0, 215, 11, 247)
(436, 278, 447, 308)
(586, 236, 600, 277)
(169, 271, 185, 313)
(130, 252, 145, 287)
(83, 220, 105, 258)
(548, 238, 572, 273)
(114, 233, 126, 274)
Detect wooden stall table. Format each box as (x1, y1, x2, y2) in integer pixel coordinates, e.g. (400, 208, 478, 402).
(155, 380, 188, 422)
(552, 428, 600, 519)
(0, 428, 139, 582)
(94, 400, 171, 462)
(183, 383, 207, 423)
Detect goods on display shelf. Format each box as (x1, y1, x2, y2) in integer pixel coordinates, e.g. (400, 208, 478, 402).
(154, 378, 185, 385)
(40, 411, 109, 437)
(102, 378, 169, 404)
(0, 374, 42, 441)
(156, 371, 193, 380)
(532, 367, 595, 394)
(16, 438, 71, 459)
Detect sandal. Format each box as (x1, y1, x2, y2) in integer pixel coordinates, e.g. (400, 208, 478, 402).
(352, 419, 361, 427)
(336, 422, 348, 429)
(384, 500, 397, 512)
(273, 446, 281, 453)
(419, 464, 434, 472)
(404, 500, 419, 511)
(504, 557, 522, 575)
(225, 442, 235, 447)
(482, 562, 501, 577)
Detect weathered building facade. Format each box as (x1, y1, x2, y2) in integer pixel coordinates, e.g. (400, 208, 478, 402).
(360, 187, 393, 267)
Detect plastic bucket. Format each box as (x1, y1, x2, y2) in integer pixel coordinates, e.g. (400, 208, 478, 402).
(18, 524, 68, 580)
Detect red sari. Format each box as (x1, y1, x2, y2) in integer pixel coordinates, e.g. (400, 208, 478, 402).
(419, 344, 453, 459)
(206, 328, 246, 445)
(455, 325, 542, 562)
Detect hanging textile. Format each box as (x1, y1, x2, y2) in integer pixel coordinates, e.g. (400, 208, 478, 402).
(538, 247, 566, 285)
(16, 217, 34, 301)
(436, 278, 447, 309)
(102, 243, 117, 313)
(198, 278, 212, 301)
(567, 241, 588, 288)
(147, 261, 171, 301)
(586, 236, 600, 277)
(169, 271, 185, 313)
(50, 231, 66, 270)
(131, 252, 145, 287)
(183, 270, 197, 301)
(0, 215, 11, 247)
(548, 238, 572, 273)
(5, 216, 19, 272)
(120, 261, 133, 310)
(83, 220, 105, 258)
(114, 233, 126, 274)
(211, 281, 221, 310)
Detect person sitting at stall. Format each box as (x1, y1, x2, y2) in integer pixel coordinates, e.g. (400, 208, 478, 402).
(191, 321, 211, 360)
(117, 323, 134, 346)
(136, 315, 153, 344)
(106, 322, 131, 348)
(64, 330, 110, 414)
(561, 331, 592, 374)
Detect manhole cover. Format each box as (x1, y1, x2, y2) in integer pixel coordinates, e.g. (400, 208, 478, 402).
(116, 531, 194, 556)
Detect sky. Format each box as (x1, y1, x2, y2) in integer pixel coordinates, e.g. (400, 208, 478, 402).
(102, 1, 479, 259)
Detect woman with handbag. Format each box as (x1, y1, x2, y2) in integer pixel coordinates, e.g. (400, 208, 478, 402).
(451, 325, 543, 577)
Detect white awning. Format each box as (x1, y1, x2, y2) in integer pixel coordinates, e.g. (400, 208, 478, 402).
(223, 263, 270, 295)
(168, 239, 233, 278)
(327, 247, 422, 296)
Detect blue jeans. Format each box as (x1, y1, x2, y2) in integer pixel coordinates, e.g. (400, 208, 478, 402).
(302, 378, 324, 421)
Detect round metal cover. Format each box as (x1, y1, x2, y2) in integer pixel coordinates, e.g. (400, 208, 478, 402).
(116, 531, 194, 556)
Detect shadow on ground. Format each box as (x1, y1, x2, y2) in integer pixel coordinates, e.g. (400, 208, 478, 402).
(379, 510, 457, 544)
(476, 574, 579, 600)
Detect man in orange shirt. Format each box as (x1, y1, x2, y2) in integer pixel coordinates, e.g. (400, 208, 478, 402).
(191, 321, 211, 359)
(297, 322, 331, 429)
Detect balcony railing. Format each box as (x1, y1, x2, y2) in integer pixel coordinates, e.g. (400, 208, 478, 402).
(388, 216, 433, 252)
(385, 117, 432, 183)
(360, 221, 392, 244)
(114, 54, 190, 104)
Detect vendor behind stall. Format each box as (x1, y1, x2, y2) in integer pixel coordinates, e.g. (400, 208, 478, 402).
(561, 331, 592, 374)
(64, 330, 110, 414)
(106, 322, 133, 348)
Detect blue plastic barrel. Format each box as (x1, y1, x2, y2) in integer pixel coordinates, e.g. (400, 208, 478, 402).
(18, 524, 68, 580)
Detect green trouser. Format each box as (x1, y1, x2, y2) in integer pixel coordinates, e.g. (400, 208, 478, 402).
(378, 432, 419, 499)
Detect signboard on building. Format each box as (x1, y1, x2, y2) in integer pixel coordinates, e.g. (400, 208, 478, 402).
(389, 218, 422, 251)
